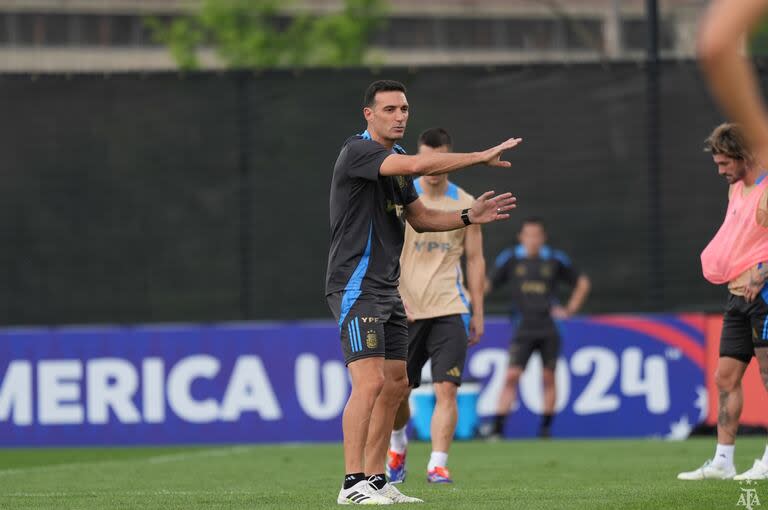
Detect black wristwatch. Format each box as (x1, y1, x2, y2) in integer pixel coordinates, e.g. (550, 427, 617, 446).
(461, 208, 472, 226)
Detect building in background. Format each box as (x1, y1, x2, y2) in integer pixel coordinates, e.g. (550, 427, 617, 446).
(0, 0, 703, 72)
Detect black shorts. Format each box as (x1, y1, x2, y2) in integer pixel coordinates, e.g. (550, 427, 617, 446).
(327, 292, 409, 366)
(509, 329, 561, 370)
(406, 314, 469, 388)
(719, 292, 768, 364)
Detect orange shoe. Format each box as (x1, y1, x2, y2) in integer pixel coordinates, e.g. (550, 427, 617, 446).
(386, 449, 407, 484)
(427, 466, 453, 484)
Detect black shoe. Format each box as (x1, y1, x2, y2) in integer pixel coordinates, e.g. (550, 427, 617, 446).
(478, 422, 503, 441)
(538, 426, 552, 439)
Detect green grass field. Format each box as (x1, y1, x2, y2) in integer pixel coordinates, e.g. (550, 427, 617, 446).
(0, 438, 765, 509)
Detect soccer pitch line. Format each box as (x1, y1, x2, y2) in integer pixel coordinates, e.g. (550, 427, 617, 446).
(146, 444, 257, 464)
(0, 445, 258, 478)
(5, 490, 258, 498)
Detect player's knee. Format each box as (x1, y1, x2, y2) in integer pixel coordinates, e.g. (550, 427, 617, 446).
(505, 368, 522, 387)
(434, 382, 458, 403)
(356, 371, 386, 398)
(386, 371, 409, 399)
(397, 377, 410, 398)
(714, 368, 740, 393)
(396, 375, 411, 399)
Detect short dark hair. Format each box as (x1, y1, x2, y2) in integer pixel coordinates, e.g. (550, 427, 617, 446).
(418, 127, 452, 149)
(704, 123, 752, 160)
(520, 217, 546, 233)
(363, 80, 407, 108)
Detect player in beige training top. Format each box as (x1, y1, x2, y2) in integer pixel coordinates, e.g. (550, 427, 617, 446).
(386, 128, 485, 484)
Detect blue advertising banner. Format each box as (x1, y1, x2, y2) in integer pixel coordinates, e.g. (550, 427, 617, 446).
(0, 315, 706, 446)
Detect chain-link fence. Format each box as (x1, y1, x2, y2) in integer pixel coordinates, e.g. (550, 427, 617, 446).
(0, 62, 734, 325)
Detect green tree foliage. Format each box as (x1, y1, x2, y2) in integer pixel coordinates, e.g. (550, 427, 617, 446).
(147, 0, 387, 70)
(751, 19, 768, 56)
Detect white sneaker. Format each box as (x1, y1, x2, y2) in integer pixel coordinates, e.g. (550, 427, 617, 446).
(337, 480, 393, 505)
(677, 459, 736, 480)
(735, 459, 768, 480)
(376, 483, 424, 504)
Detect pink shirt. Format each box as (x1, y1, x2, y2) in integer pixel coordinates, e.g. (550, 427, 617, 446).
(701, 175, 768, 285)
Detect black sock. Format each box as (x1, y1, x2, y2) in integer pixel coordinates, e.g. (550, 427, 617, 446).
(541, 413, 554, 429)
(344, 472, 365, 489)
(493, 414, 506, 435)
(367, 473, 387, 490)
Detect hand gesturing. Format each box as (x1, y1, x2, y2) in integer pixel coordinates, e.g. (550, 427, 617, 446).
(482, 138, 523, 168)
(468, 191, 517, 224)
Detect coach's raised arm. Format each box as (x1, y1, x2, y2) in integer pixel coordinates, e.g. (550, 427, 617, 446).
(380, 137, 523, 176)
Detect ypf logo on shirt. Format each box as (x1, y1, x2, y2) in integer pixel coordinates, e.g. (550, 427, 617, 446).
(386, 200, 404, 218)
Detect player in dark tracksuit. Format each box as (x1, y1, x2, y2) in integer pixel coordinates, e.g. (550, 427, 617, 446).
(487, 218, 590, 438)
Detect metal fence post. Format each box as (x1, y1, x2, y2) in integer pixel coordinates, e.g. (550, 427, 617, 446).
(237, 72, 253, 320)
(647, 0, 664, 310)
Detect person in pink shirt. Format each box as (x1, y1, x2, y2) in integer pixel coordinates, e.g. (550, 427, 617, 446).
(678, 123, 768, 481)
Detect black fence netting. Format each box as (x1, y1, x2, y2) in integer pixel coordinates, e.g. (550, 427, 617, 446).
(0, 63, 735, 325)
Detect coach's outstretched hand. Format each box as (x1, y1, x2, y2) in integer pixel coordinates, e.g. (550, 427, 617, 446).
(469, 191, 517, 224)
(481, 138, 523, 168)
